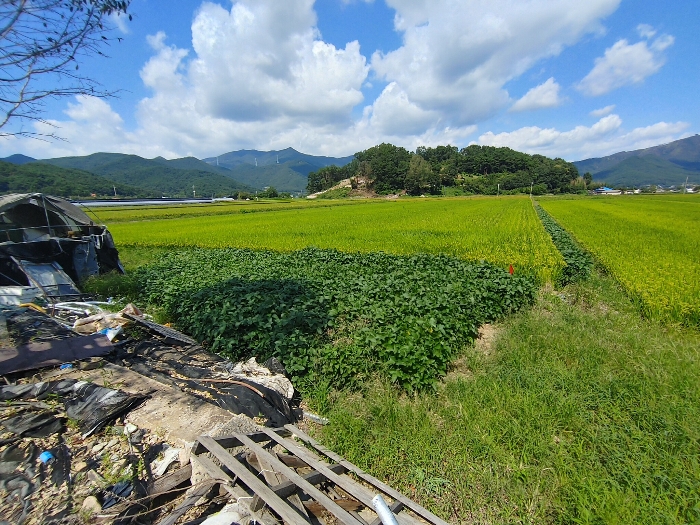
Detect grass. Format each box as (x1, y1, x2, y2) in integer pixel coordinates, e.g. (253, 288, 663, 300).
(318, 272, 700, 524)
(539, 194, 700, 326)
(107, 196, 563, 282)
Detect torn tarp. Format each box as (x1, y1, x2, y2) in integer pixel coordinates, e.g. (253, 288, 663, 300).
(0, 380, 147, 437)
(0, 193, 124, 305)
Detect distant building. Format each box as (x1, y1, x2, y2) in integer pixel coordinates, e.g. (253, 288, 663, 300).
(594, 187, 622, 195)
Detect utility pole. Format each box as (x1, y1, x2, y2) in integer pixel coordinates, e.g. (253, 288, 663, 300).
(113, 186, 117, 197)
(497, 183, 500, 196)
(530, 181, 533, 197)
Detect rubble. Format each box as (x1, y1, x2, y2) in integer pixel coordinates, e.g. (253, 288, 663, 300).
(0, 296, 303, 524)
(0, 253, 434, 525)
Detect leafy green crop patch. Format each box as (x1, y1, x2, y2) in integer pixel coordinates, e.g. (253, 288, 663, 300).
(133, 248, 537, 391)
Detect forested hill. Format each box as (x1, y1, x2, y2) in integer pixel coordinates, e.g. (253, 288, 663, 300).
(308, 143, 581, 195)
(40, 152, 253, 197)
(574, 135, 700, 186)
(0, 161, 142, 197)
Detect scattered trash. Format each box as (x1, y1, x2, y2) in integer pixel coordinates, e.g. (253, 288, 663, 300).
(39, 451, 55, 464)
(0, 330, 112, 375)
(303, 411, 329, 425)
(0, 193, 124, 306)
(101, 480, 133, 509)
(59, 363, 73, 370)
(152, 446, 182, 477)
(0, 411, 64, 438)
(0, 379, 147, 437)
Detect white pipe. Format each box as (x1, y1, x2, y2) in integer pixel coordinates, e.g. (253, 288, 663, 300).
(372, 495, 399, 525)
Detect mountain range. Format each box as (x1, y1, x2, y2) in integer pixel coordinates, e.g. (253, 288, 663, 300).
(3, 137, 698, 196)
(574, 135, 700, 187)
(0, 148, 352, 196)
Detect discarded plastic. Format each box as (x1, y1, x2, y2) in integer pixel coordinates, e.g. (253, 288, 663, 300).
(39, 451, 54, 464)
(303, 411, 329, 425)
(372, 494, 400, 525)
(98, 326, 122, 341)
(59, 363, 73, 370)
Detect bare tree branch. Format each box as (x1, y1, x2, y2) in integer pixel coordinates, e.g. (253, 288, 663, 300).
(0, 0, 132, 137)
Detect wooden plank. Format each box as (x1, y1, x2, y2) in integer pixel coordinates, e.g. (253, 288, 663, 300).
(283, 425, 450, 525)
(193, 455, 279, 525)
(190, 428, 290, 455)
(155, 479, 217, 525)
(197, 435, 310, 525)
(262, 428, 378, 510)
(267, 463, 347, 501)
(148, 464, 193, 495)
(236, 433, 365, 525)
(256, 451, 310, 518)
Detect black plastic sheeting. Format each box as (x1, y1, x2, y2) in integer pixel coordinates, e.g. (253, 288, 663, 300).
(0, 380, 147, 437)
(115, 339, 299, 427)
(0, 411, 64, 438)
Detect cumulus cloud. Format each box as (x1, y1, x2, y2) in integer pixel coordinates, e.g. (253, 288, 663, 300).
(372, 0, 620, 126)
(510, 78, 563, 112)
(12, 0, 688, 163)
(590, 105, 616, 117)
(478, 115, 689, 159)
(577, 28, 674, 96)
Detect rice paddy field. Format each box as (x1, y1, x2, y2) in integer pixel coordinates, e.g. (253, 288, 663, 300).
(540, 195, 700, 326)
(104, 196, 564, 281)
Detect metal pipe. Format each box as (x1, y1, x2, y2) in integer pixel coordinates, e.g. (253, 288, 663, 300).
(372, 495, 399, 525)
(40, 194, 54, 237)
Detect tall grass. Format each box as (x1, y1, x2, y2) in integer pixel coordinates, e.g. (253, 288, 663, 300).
(320, 273, 700, 524)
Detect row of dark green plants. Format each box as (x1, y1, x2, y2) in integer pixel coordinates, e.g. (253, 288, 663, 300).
(123, 248, 537, 392)
(536, 206, 593, 285)
(307, 143, 582, 196)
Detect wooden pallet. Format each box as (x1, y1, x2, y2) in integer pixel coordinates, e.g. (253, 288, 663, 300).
(189, 424, 450, 525)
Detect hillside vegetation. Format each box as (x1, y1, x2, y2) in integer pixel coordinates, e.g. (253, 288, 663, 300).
(0, 160, 141, 197)
(41, 152, 253, 197)
(575, 134, 700, 186)
(308, 143, 581, 195)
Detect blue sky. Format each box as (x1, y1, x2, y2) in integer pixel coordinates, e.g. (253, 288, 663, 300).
(2, 0, 698, 161)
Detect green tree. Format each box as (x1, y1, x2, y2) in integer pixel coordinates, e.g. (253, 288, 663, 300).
(405, 155, 440, 195)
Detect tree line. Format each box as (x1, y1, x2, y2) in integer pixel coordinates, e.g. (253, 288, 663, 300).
(307, 143, 583, 196)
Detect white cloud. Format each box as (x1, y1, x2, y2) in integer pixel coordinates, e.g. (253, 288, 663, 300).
(510, 78, 563, 112)
(109, 12, 131, 34)
(477, 115, 689, 159)
(372, 0, 621, 126)
(637, 24, 656, 39)
(14, 0, 691, 163)
(590, 105, 616, 117)
(577, 30, 674, 96)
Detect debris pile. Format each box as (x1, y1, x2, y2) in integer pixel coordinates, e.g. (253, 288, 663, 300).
(0, 297, 302, 524)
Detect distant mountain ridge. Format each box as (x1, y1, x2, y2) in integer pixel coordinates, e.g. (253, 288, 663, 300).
(39, 152, 253, 197)
(203, 147, 353, 192)
(574, 135, 700, 187)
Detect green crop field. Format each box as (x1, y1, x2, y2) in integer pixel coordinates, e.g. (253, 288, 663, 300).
(540, 195, 700, 326)
(106, 196, 564, 281)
